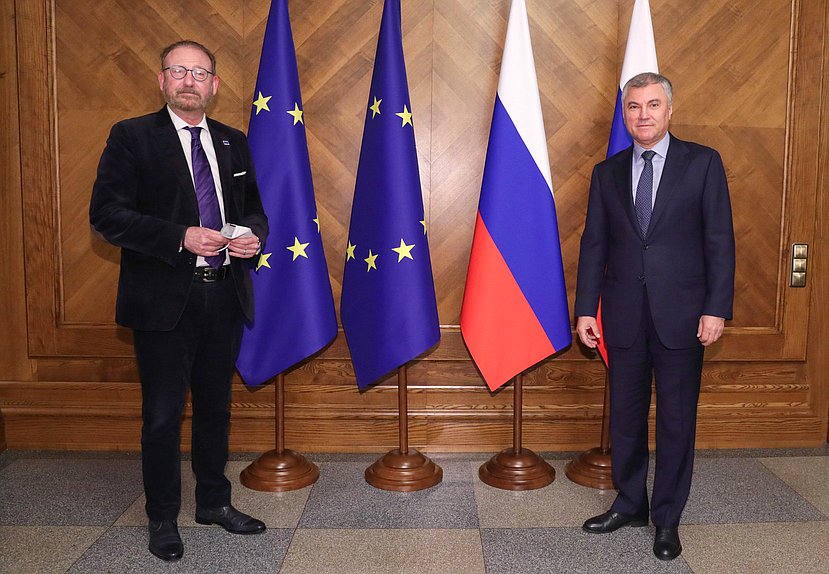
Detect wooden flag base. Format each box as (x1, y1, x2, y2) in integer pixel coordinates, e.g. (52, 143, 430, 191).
(240, 449, 319, 492)
(240, 373, 319, 492)
(479, 447, 555, 490)
(478, 374, 554, 491)
(365, 448, 443, 492)
(565, 372, 614, 490)
(564, 447, 614, 490)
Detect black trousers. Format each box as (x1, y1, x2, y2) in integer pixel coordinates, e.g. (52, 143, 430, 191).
(133, 278, 243, 522)
(607, 290, 704, 528)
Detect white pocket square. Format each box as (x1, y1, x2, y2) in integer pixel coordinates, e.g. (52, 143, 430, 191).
(233, 171, 247, 177)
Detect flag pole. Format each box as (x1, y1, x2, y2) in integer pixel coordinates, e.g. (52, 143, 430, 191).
(479, 373, 555, 490)
(565, 371, 614, 489)
(240, 372, 319, 491)
(364, 365, 442, 491)
(565, 0, 657, 489)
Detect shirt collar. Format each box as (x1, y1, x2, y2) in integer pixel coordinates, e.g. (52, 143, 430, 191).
(166, 106, 208, 132)
(633, 132, 670, 161)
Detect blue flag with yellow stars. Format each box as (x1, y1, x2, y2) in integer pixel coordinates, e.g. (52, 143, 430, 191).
(236, 0, 337, 386)
(340, 0, 440, 389)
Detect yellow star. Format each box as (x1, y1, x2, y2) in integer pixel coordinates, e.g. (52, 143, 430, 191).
(391, 238, 415, 262)
(346, 241, 356, 261)
(369, 96, 382, 118)
(364, 249, 378, 271)
(253, 91, 271, 115)
(256, 252, 272, 271)
(313, 215, 320, 232)
(420, 219, 427, 235)
(396, 104, 413, 127)
(287, 237, 310, 261)
(287, 102, 304, 125)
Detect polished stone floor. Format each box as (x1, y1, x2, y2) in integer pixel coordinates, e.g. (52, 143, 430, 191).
(0, 447, 827, 573)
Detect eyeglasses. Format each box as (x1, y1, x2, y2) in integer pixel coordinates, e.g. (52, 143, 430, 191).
(162, 65, 214, 82)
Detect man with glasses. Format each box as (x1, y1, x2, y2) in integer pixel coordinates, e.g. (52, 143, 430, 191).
(90, 40, 268, 561)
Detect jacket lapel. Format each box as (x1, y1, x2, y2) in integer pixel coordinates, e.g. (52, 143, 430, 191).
(611, 147, 639, 235)
(154, 108, 199, 217)
(648, 134, 690, 235)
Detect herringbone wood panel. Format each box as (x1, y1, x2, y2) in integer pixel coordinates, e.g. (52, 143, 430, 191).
(56, 0, 789, 331)
(8, 0, 824, 452)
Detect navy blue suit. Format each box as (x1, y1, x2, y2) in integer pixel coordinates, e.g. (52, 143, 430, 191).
(575, 134, 735, 526)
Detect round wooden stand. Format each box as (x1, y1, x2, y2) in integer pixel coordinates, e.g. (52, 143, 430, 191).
(479, 447, 555, 490)
(364, 366, 442, 492)
(565, 372, 615, 490)
(564, 447, 613, 490)
(365, 448, 443, 491)
(479, 374, 555, 491)
(241, 449, 320, 492)
(240, 373, 320, 492)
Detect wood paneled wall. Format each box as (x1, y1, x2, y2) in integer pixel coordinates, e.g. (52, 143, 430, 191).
(1, 0, 827, 453)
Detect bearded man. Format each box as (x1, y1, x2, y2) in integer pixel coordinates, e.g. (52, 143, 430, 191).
(90, 40, 268, 561)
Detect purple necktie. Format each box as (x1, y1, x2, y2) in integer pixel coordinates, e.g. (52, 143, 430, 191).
(186, 126, 224, 268)
(635, 150, 655, 237)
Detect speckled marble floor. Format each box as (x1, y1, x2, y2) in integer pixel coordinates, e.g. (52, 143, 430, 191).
(0, 447, 826, 573)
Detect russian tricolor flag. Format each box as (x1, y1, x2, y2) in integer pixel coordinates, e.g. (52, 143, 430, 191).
(594, 0, 659, 366)
(460, 0, 571, 392)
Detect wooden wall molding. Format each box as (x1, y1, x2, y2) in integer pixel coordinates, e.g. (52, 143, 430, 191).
(1, 0, 827, 452)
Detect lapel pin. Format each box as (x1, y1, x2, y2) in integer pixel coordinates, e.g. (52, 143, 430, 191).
(222, 140, 230, 146)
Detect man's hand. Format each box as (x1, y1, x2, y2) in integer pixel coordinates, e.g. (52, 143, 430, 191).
(576, 316, 601, 349)
(184, 227, 227, 257)
(227, 234, 261, 259)
(697, 315, 725, 346)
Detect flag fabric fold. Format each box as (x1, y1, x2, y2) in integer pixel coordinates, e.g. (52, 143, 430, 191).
(595, 0, 659, 367)
(340, 0, 440, 389)
(236, 0, 338, 386)
(460, 0, 572, 392)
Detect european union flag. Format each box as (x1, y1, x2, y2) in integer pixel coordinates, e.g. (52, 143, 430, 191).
(236, 0, 337, 386)
(340, 0, 440, 389)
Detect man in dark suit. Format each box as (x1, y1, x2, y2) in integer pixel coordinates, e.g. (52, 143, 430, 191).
(90, 40, 269, 561)
(575, 72, 735, 561)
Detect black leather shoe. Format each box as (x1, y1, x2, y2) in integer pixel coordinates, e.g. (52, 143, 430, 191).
(195, 505, 266, 534)
(653, 527, 682, 560)
(582, 510, 648, 533)
(148, 520, 183, 561)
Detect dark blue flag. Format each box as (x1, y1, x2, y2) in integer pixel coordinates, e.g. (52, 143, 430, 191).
(340, 0, 440, 389)
(236, 0, 337, 386)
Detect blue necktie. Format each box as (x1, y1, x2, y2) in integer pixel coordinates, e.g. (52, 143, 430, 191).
(635, 150, 655, 237)
(186, 126, 224, 268)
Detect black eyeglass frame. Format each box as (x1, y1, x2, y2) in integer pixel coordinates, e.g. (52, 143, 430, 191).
(161, 65, 215, 82)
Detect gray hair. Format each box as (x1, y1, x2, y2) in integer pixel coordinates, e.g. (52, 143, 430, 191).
(160, 40, 216, 74)
(622, 72, 673, 106)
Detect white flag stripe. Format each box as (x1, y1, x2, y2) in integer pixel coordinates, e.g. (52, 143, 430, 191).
(496, 0, 554, 194)
(619, 0, 659, 88)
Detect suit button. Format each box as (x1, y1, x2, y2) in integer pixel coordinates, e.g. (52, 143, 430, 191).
(643, 244, 649, 250)
(638, 275, 645, 282)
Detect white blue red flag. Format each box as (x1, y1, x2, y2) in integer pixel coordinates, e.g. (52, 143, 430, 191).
(594, 0, 659, 366)
(460, 0, 571, 391)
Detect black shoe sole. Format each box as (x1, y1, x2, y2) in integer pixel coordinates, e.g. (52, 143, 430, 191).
(654, 547, 682, 561)
(582, 519, 648, 534)
(195, 517, 266, 534)
(149, 546, 183, 561)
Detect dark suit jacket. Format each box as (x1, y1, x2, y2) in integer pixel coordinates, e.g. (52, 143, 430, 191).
(90, 108, 268, 331)
(575, 134, 735, 349)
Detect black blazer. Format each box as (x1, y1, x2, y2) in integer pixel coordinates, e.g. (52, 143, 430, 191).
(575, 135, 735, 349)
(90, 108, 268, 331)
